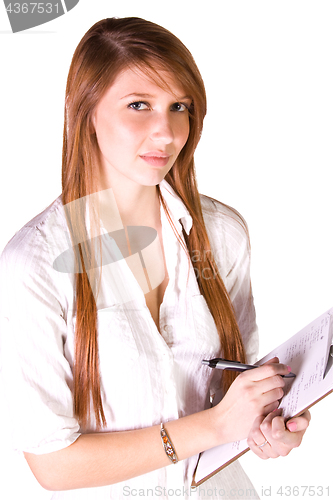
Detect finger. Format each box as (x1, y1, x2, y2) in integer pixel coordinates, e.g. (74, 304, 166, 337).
(270, 415, 302, 454)
(286, 410, 311, 433)
(262, 357, 280, 364)
(260, 413, 295, 457)
(247, 362, 291, 382)
(270, 414, 287, 441)
(257, 374, 285, 394)
(248, 438, 270, 460)
(247, 416, 270, 460)
(260, 387, 284, 408)
(263, 400, 280, 415)
(248, 415, 266, 448)
(260, 408, 285, 441)
(248, 415, 280, 459)
(261, 410, 290, 458)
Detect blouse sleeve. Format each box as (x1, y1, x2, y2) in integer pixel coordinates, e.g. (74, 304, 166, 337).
(0, 221, 81, 455)
(224, 226, 259, 365)
(201, 196, 259, 365)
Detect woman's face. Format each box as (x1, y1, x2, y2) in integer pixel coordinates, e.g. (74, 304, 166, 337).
(92, 67, 191, 190)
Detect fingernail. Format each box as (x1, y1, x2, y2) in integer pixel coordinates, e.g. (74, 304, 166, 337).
(288, 422, 297, 432)
(287, 366, 292, 372)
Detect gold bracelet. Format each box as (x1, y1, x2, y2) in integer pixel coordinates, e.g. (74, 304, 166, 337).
(160, 423, 178, 464)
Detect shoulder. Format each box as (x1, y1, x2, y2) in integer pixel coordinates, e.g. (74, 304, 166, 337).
(199, 193, 250, 249)
(198, 194, 251, 281)
(1, 195, 65, 259)
(0, 196, 68, 302)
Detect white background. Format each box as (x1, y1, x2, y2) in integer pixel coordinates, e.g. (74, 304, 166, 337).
(0, 1, 332, 498)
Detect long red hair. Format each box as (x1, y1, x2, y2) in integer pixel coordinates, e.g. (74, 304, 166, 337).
(62, 17, 246, 429)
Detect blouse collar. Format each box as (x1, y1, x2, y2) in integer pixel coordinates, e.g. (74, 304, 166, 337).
(159, 180, 193, 235)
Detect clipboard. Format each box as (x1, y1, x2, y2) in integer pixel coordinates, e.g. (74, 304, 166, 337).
(192, 307, 333, 487)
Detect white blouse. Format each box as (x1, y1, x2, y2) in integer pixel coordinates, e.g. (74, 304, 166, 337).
(0, 180, 259, 499)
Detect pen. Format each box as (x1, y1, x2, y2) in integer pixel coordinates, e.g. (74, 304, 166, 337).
(202, 358, 296, 378)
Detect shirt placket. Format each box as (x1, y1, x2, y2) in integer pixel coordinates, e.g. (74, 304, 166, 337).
(157, 208, 183, 421)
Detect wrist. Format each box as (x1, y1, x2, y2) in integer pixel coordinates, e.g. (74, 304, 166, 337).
(206, 404, 227, 447)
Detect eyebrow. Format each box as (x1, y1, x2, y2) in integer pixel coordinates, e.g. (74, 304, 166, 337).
(120, 93, 192, 101)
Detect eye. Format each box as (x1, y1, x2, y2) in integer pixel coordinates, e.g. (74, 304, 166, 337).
(171, 102, 189, 112)
(128, 101, 150, 111)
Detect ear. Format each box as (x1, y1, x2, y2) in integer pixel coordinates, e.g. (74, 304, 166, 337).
(89, 112, 97, 135)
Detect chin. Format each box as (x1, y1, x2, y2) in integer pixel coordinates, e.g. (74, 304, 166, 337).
(135, 171, 169, 187)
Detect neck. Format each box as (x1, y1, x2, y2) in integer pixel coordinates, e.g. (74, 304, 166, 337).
(116, 184, 161, 229)
(98, 176, 161, 230)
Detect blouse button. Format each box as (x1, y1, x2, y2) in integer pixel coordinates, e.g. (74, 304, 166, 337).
(163, 325, 173, 334)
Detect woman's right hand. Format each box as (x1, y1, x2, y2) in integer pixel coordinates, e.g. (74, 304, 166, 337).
(211, 357, 290, 444)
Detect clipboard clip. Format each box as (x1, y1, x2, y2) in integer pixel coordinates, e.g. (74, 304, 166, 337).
(323, 344, 333, 379)
(323, 312, 333, 379)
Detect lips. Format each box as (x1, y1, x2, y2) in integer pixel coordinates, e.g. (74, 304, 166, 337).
(139, 152, 171, 167)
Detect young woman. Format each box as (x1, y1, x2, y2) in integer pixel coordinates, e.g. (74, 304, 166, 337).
(0, 17, 310, 499)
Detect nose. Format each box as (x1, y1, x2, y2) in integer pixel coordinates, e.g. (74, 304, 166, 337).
(149, 112, 174, 144)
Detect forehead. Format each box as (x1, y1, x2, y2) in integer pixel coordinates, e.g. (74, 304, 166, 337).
(105, 66, 188, 100)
